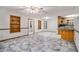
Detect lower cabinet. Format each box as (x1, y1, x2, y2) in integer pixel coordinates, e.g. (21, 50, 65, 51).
(58, 29, 74, 42)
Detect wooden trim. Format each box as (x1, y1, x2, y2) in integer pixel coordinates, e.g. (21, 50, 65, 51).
(0, 28, 10, 30)
(21, 27, 29, 29)
(0, 28, 29, 30)
(35, 31, 57, 34)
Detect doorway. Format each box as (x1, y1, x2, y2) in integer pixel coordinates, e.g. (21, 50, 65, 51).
(38, 20, 41, 29)
(29, 19, 35, 34)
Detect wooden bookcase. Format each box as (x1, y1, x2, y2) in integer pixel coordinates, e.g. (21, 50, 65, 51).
(10, 15, 20, 33)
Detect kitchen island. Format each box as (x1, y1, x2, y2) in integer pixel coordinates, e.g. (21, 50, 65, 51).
(58, 28, 74, 42)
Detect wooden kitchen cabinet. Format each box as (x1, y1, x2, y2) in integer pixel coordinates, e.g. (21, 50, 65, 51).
(58, 16, 74, 42)
(58, 16, 66, 25)
(59, 29, 74, 42)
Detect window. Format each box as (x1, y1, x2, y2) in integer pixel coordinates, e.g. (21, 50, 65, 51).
(10, 15, 20, 33)
(30, 21, 33, 29)
(44, 21, 47, 29)
(29, 20, 35, 33)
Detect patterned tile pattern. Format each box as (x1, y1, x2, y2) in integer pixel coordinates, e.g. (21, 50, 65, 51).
(0, 33, 77, 52)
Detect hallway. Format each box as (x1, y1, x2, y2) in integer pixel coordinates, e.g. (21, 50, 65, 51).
(0, 6, 79, 52)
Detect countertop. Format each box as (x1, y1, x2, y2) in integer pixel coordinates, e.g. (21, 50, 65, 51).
(58, 27, 74, 31)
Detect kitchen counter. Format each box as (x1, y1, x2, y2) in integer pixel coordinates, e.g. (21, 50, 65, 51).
(58, 26, 74, 30)
(58, 28, 74, 31)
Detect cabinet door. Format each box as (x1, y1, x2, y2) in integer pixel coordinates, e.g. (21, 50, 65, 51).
(10, 15, 20, 33)
(60, 30, 74, 41)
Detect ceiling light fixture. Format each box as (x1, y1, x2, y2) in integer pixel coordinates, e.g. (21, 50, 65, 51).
(26, 6, 46, 14)
(43, 16, 50, 19)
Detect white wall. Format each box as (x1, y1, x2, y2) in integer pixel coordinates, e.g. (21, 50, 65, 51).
(33, 17, 58, 33)
(0, 8, 58, 40)
(0, 8, 28, 40)
(74, 17, 79, 51)
(74, 31, 79, 51)
(34, 16, 58, 33)
(47, 16, 58, 32)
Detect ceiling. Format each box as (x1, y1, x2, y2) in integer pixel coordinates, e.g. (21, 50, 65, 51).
(0, 6, 79, 19)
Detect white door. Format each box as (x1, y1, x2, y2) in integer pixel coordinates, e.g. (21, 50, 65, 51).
(29, 20, 35, 34)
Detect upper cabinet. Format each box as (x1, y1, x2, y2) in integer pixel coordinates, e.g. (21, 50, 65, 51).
(43, 21, 47, 29)
(58, 16, 65, 25)
(58, 16, 74, 28)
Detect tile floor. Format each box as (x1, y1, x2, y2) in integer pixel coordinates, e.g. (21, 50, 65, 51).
(0, 32, 78, 52)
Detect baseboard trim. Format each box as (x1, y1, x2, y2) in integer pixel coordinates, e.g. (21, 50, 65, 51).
(0, 34, 28, 42)
(0, 27, 29, 30)
(0, 31, 57, 42)
(35, 31, 57, 33)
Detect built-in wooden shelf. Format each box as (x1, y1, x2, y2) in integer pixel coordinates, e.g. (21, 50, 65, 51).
(10, 15, 20, 33)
